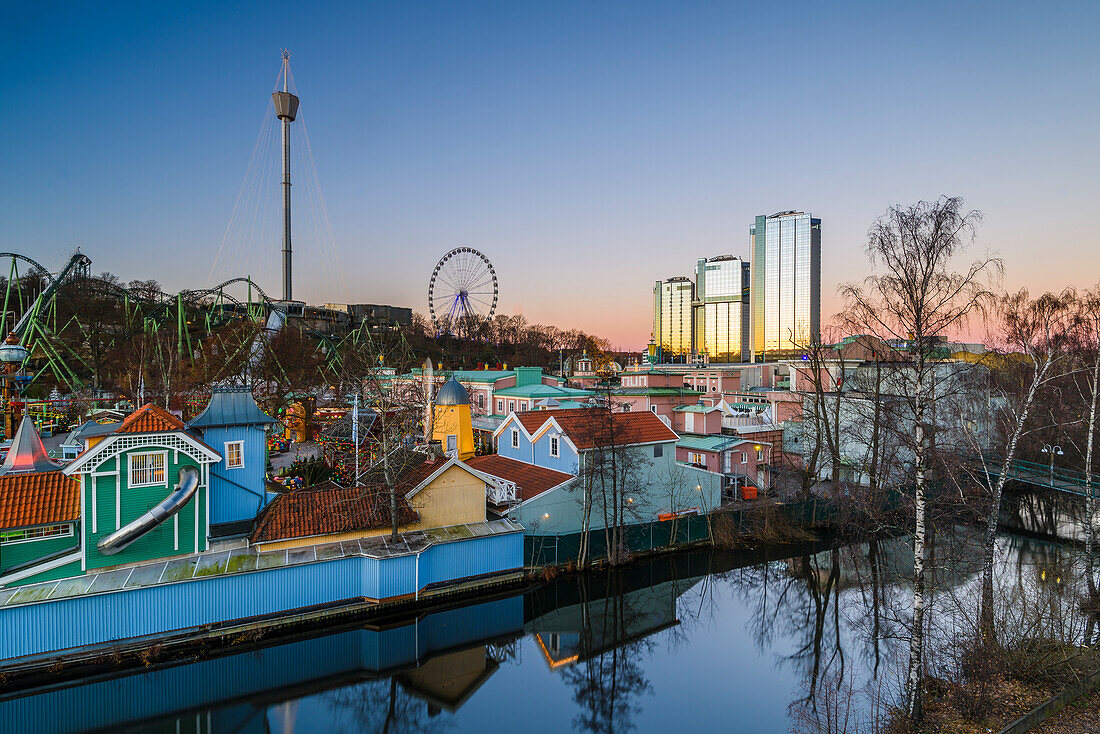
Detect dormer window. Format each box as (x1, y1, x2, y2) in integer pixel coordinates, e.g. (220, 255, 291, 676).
(511, 429, 519, 448)
(550, 435, 560, 458)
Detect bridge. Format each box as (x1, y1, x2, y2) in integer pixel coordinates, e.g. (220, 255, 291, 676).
(967, 455, 1099, 498)
(967, 455, 1099, 542)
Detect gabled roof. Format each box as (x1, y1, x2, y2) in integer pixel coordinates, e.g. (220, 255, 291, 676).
(116, 404, 186, 434)
(188, 386, 278, 429)
(0, 471, 80, 530)
(465, 454, 574, 502)
(0, 417, 62, 476)
(506, 408, 679, 450)
(251, 484, 418, 543)
(64, 420, 222, 475)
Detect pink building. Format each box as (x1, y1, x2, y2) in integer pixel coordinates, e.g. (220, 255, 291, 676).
(615, 370, 702, 422)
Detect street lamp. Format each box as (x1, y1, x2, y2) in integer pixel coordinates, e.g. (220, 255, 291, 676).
(1041, 443, 1064, 486)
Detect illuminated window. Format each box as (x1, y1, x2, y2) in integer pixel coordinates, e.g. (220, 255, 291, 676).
(0, 523, 74, 544)
(130, 452, 166, 487)
(225, 441, 244, 469)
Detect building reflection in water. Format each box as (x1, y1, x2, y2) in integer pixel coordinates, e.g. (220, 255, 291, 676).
(3, 530, 1095, 734)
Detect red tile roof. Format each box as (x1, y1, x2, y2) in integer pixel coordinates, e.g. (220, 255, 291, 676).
(512, 408, 678, 450)
(466, 454, 574, 502)
(251, 483, 419, 543)
(116, 404, 186, 434)
(0, 471, 81, 530)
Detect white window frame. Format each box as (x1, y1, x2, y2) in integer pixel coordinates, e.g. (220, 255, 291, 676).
(224, 440, 245, 469)
(511, 429, 519, 448)
(129, 450, 168, 487)
(689, 451, 705, 465)
(497, 399, 504, 413)
(550, 435, 560, 458)
(0, 522, 74, 545)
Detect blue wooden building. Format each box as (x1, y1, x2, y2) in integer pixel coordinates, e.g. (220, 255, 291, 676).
(187, 386, 278, 535)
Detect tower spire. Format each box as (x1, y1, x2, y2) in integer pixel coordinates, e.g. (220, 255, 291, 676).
(272, 51, 299, 302)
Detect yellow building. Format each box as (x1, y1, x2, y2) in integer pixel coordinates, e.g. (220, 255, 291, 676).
(250, 456, 491, 550)
(433, 377, 476, 461)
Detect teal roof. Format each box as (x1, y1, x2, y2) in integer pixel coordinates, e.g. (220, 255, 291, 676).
(615, 387, 702, 397)
(189, 387, 277, 429)
(492, 384, 593, 399)
(676, 434, 746, 452)
(673, 404, 717, 413)
(404, 369, 515, 383)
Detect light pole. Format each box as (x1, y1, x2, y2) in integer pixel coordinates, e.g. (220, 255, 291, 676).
(1041, 443, 1064, 486)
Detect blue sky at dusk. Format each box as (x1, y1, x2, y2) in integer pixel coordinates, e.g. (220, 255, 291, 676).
(3, 1, 1098, 349)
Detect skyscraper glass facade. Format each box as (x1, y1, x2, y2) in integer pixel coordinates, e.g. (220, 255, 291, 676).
(693, 256, 749, 362)
(653, 277, 694, 358)
(750, 212, 820, 359)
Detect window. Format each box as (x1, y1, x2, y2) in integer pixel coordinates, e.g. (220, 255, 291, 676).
(508, 400, 515, 413)
(130, 452, 166, 487)
(650, 406, 657, 413)
(756, 448, 764, 461)
(622, 403, 631, 411)
(496, 399, 504, 413)
(689, 451, 705, 465)
(0, 523, 73, 544)
(653, 444, 663, 458)
(225, 440, 244, 469)
(740, 452, 747, 464)
(550, 436, 559, 458)
(511, 429, 519, 448)
(478, 394, 485, 410)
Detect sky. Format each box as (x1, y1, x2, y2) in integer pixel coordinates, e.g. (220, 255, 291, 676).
(3, 1, 1099, 350)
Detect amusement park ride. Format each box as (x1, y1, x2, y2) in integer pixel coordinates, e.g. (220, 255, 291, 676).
(0, 52, 502, 439)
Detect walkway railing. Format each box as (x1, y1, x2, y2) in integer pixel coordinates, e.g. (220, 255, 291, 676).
(965, 454, 1100, 498)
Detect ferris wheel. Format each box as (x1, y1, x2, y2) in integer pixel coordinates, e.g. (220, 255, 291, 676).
(428, 247, 498, 333)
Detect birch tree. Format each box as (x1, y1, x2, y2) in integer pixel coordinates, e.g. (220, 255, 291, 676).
(1076, 286, 1100, 591)
(840, 196, 999, 723)
(974, 289, 1075, 635)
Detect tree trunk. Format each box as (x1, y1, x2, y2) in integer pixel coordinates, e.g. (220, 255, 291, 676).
(905, 388, 927, 723)
(980, 363, 1045, 636)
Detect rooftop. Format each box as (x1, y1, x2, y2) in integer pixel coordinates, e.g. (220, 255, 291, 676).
(252, 481, 420, 543)
(676, 434, 747, 453)
(0, 470, 81, 530)
(116, 404, 186, 434)
(466, 454, 574, 502)
(512, 408, 679, 449)
(188, 386, 278, 429)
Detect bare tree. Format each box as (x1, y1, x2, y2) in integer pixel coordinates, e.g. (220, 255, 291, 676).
(1076, 286, 1100, 590)
(971, 289, 1076, 635)
(840, 196, 1000, 723)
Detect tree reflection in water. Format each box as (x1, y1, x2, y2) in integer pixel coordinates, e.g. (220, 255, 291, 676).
(557, 571, 655, 734)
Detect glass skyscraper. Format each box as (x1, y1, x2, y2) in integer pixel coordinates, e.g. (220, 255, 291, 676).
(693, 256, 750, 363)
(749, 211, 821, 360)
(653, 277, 694, 359)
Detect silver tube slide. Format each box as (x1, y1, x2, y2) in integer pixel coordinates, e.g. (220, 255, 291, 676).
(97, 466, 200, 556)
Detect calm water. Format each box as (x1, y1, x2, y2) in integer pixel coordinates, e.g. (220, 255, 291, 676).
(4, 529, 1096, 734)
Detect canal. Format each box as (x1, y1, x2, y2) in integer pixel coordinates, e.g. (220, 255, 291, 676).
(2, 528, 1095, 733)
